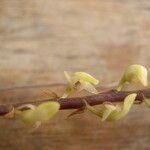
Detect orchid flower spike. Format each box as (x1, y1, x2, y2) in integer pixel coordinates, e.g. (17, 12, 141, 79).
(117, 64, 148, 91)
(62, 71, 99, 98)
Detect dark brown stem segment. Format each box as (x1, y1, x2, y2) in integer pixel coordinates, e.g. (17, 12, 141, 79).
(1, 88, 150, 116)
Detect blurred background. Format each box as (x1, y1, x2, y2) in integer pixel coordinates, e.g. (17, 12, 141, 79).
(0, 0, 150, 150)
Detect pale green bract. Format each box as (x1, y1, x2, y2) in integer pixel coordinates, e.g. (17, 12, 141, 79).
(85, 93, 137, 122)
(20, 102, 60, 125)
(117, 64, 147, 91)
(62, 71, 99, 98)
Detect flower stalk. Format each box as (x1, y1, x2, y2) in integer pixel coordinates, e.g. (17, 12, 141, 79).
(0, 88, 150, 116)
(0, 64, 149, 126)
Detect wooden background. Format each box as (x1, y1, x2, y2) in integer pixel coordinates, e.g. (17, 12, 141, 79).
(0, 0, 150, 150)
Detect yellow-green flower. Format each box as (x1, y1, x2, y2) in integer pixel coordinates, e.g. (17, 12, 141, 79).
(20, 102, 60, 126)
(117, 64, 148, 91)
(85, 93, 137, 122)
(62, 71, 99, 98)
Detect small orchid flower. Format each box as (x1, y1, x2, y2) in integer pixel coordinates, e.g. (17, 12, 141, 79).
(62, 71, 99, 98)
(117, 64, 148, 91)
(85, 93, 137, 122)
(20, 102, 60, 126)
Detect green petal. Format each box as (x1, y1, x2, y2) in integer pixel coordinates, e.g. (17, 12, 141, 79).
(84, 100, 103, 117)
(61, 86, 72, 98)
(74, 72, 99, 85)
(62, 71, 77, 98)
(102, 104, 116, 121)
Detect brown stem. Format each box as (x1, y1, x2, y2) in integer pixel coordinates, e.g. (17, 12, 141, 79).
(0, 88, 150, 116)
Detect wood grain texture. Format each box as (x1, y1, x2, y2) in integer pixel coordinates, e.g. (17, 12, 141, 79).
(0, 0, 150, 150)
